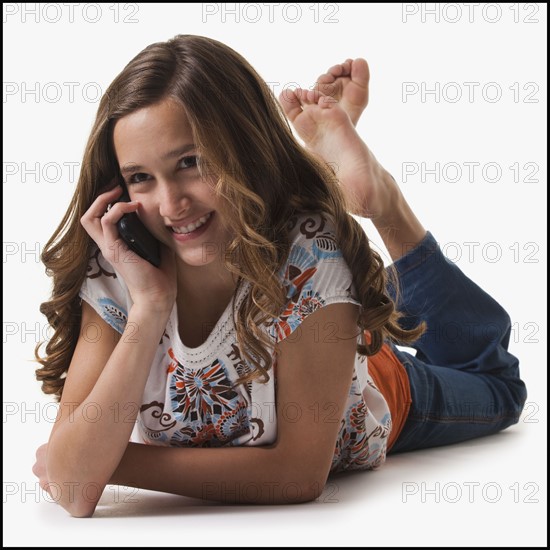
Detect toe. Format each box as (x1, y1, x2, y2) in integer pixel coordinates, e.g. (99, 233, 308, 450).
(327, 63, 346, 77)
(304, 88, 328, 104)
(341, 59, 353, 76)
(313, 77, 339, 101)
(317, 72, 336, 84)
(351, 58, 370, 87)
(278, 88, 302, 121)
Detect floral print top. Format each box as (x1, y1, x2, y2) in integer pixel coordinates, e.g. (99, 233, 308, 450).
(79, 211, 392, 473)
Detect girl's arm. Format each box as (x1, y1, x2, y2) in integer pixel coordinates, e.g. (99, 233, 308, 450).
(45, 185, 178, 517)
(109, 302, 360, 506)
(46, 301, 171, 517)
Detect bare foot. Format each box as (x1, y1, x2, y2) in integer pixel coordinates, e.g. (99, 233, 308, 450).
(313, 58, 370, 127)
(279, 87, 397, 220)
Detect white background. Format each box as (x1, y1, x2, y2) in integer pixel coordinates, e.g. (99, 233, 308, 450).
(3, 2, 547, 547)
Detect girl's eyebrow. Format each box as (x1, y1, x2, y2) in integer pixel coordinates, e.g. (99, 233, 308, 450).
(120, 143, 196, 176)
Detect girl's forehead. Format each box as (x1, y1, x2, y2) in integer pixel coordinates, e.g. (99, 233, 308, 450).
(113, 101, 194, 155)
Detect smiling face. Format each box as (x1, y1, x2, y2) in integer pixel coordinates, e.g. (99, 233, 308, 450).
(113, 98, 233, 268)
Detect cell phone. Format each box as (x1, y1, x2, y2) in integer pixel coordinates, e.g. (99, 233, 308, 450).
(115, 187, 162, 268)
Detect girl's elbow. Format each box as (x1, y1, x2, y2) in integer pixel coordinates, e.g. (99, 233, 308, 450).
(277, 467, 327, 504)
(279, 479, 325, 504)
(68, 501, 97, 518)
(53, 484, 101, 518)
(46, 479, 100, 518)
(274, 446, 331, 504)
(47, 466, 102, 517)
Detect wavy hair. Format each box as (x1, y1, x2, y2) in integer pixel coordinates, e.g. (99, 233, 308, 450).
(35, 34, 424, 399)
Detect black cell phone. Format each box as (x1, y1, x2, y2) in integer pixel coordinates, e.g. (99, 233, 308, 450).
(115, 187, 162, 268)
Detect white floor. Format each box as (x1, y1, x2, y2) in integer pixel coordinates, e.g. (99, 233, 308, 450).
(4, 418, 546, 547)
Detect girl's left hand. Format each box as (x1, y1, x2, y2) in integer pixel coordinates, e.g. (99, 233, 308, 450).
(32, 443, 53, 497)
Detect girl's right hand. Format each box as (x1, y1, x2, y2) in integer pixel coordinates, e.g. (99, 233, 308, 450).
(80, 186, 177, 313)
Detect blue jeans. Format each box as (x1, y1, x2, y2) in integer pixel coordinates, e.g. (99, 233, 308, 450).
(385, 231, 527, 454)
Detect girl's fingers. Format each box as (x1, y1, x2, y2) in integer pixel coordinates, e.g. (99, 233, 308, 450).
(80, 187, 146, 266)
(80, 186, 124, 240)
(83, 186, 124, 222)
(100, 200, 140, 246)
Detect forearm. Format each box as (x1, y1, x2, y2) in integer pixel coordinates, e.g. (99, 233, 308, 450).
(47, 305, 170, 516)
(372, 172, 427, 262)
(109, 442, 320, 505)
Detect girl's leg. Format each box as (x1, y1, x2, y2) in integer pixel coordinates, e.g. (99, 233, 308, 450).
(387, 231, 528, 453)
(278, 64, 527, 452)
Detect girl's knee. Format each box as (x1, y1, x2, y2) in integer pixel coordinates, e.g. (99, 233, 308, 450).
(499, 373, 528, 427)
(509, 376, 528, 418)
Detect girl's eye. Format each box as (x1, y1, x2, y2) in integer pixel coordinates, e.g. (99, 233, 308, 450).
(125, 156, 199, 185)
(126, 173, 150, 185)
(179, 156, 198, 169)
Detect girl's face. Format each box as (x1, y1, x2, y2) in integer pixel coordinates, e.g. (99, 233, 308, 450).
(113, 98, 233, 268)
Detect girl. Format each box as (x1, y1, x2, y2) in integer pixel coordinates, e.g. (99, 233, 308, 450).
(33, 35, 527, 517)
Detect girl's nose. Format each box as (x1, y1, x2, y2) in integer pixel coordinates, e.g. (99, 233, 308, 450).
(158, 184, 191, 220)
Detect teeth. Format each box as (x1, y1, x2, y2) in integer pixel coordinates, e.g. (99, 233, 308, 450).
(172, 212, 212, 234)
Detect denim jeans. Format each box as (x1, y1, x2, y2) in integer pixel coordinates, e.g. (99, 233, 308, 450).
(385, 231, 528, 454)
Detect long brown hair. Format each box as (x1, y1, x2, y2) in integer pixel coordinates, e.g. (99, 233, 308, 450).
(35, 34, 424, 400)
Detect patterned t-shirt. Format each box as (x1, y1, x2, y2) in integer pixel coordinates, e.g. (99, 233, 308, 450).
(79, 211, 392, 473)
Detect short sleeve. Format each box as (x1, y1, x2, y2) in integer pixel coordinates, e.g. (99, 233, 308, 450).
(79, 247, 133, 335)
(267, 212, 361, 344)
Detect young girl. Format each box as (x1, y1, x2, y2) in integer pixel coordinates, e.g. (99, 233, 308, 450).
(32, 35, 527, 517)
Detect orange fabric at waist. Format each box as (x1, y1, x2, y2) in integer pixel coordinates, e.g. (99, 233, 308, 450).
(366, 339, 412, 452)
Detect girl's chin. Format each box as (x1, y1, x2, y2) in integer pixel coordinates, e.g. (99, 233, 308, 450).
(174, 251, 219, 267)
